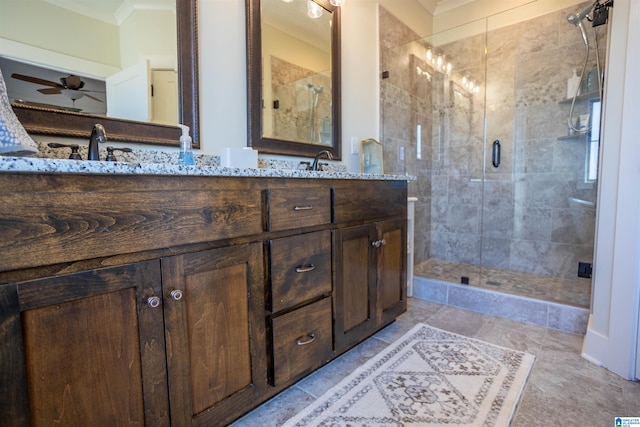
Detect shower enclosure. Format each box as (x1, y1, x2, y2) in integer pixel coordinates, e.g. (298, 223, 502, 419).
(380, 1, 607, 308)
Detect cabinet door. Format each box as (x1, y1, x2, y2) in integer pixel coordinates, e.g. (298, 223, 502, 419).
(333, 224, 377, 353)
(1, 261, 169, 427)
(162, 243, 267, 427)
(376, 218, 408, 327)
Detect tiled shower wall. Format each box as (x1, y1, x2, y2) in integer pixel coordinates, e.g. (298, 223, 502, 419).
(271, 56, 332, 144)
(380, 2, 603, 280)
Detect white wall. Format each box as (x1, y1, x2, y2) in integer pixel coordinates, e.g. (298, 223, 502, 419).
(339, 1, 380, 172)
(582, 0, 640, 380)
(197, 0, 246, 155)
(0, 0, 120, 68)
(199, 0, 432, 165)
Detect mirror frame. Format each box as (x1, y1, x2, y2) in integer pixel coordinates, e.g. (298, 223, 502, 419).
(10, 0, 200, 148)
(246, 0, 341, 159)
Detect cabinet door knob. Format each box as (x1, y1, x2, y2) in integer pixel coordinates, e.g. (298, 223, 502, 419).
(170, 289, 184, 301)
(371, 239, 387, 248)
(295, 333, 316, 346)
(295, 264, 316, 273)
(147, 296, 161, 308)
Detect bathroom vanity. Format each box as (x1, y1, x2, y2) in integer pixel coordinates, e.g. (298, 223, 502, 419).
(0, 161, 409, 427)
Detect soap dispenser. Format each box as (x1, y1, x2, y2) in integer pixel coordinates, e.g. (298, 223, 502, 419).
(178, 124, 195, 165)
(567, 69, 581, 99)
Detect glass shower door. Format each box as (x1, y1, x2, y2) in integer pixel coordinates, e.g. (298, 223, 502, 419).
(411, 20, 487, 290)
(479, 8, 603, 308)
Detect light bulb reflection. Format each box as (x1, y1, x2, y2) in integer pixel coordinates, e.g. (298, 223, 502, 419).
(307, 0, 323, 18)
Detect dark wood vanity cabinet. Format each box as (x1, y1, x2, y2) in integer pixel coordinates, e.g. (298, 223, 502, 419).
(333, 218, 407, 353)
(0, 173, 407, 427)
(332, 182, 408, 353)
(0, 261, 170, 427)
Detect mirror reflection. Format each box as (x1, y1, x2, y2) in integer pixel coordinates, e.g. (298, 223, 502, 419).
(0, 0, 177, 125)
(261, 0, 332, 146)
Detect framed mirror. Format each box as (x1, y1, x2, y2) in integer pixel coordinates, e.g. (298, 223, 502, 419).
(3, 0, 199, 148)
(246, 0, 341, 159)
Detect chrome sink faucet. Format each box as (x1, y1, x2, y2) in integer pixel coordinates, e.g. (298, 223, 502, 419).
(88, 123, 107, 161)
(309, 150, 333, 171)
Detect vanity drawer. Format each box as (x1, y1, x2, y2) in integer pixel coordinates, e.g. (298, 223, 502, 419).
(266, 187, 331, 231)
(269, 230, 332, 313)
(271, 297, 333, 386)
(333, 181, 407, 223)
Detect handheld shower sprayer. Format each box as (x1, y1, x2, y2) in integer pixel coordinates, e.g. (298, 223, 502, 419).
(567, 1, 597, 45)
(572, 18, 589, 45)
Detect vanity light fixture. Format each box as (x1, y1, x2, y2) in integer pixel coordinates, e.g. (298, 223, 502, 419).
(307, 0, 323, 18)
(330, 0, 346, 6)
(282, 0, 294, 2)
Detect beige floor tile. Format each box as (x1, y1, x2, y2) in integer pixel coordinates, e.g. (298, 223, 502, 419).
(232, 299, 639, 426)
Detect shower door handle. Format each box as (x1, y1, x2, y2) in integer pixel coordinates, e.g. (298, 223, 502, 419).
(492, 140, 501, 168)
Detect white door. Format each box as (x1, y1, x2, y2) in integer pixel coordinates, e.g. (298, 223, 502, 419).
(151, 69, 178, 125)
(106, 60, 151, 122)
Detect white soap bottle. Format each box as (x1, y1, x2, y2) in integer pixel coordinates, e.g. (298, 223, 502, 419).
(567, 69, 580, 99)
(178, 124, 195, 165)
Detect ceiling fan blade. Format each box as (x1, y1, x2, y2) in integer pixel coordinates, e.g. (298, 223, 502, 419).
(38, 88, 63, 95)
(11, 73, 63, 88)
(83, 93, 104, 103)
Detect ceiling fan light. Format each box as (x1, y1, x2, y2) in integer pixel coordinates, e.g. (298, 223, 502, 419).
(330, 0, 345, 6)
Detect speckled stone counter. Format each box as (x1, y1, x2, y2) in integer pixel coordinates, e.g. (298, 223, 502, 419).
(0, 156, 415, 181)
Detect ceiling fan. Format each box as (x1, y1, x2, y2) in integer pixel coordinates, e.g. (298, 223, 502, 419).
(10, 73, 104, 103)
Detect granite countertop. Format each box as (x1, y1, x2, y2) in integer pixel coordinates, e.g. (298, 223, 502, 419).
(0, 156, 415, 181)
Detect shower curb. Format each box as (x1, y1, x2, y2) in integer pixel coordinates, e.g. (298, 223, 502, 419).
(412, 276, 589, 335)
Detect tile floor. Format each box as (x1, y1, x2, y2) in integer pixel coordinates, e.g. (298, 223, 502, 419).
(415, 259, 592, 308)
(232, 298, 640, 426)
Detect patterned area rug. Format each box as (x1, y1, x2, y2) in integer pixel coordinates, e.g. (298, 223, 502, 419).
(283, 324, 535, 426)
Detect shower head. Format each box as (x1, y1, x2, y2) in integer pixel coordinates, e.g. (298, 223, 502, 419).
(567, 1, 597, 46)
(567, 0, 598, 26)
(314, 86, 324, 94)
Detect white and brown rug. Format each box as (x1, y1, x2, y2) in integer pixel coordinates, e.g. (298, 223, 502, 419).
(283, 324, 535, 426)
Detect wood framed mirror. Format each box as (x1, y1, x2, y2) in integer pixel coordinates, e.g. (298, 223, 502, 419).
(5, 0, 199, 148)
(246, 0, 341, 159)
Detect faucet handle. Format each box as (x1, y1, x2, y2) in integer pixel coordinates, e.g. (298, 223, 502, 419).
(299, 161, 311, 170)
(47, 143, 82, 160)
(105, 146, 133, 162)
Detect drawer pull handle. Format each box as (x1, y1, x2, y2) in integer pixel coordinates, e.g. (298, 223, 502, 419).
(296, 333, 316, 346)
(170, 289, 184, 301)
(293, 205, 314, 211)
(295, 264, 316, 273)
(147, 296, 161, 308)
